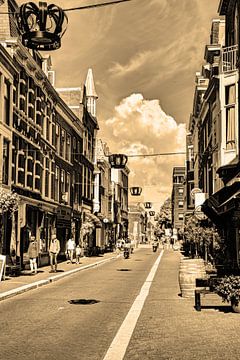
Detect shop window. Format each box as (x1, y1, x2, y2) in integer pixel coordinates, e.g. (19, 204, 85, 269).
(226, 84, 236, 150)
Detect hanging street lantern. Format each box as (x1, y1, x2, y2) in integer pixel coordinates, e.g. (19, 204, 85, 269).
(109, 153, 128, 169)
(144, 202, 152, 209)
(149, 211, 155, 216)
(16, 1, 67, 50)
(130, 187, 142, 196)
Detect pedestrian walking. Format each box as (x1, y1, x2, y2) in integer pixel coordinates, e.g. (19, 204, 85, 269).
(75, 244, 81, 264)
(28, 236, 38, 275)
(66, 236, 76, 263)
(49, 234, 60, 273)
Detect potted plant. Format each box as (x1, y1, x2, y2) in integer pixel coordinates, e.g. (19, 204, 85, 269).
(214, 275, 240, 313)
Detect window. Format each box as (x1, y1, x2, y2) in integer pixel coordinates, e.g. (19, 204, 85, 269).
(178, 188, 184, 195)
(50, 162, 55, 200)
(178, 201, 184, 208)
(66, 134, 71, 162)
(55, 124, 60, 154)
(66, 172, 70, 204)
(226, 84, 236, 150)
(35, 152, 42, 191)
(55, 166, 60, 202)
(178, 213, 184, 220)
(3, 80, 10, 126)
(61, 169, 65, 202)
(2, 139, 9, 185)
(60, 129, 65, 158)
(44, 158, 50, 197)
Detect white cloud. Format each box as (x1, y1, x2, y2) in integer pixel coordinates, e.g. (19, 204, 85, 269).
(108, 51, 152, 77)
(104, 93, 186, 209)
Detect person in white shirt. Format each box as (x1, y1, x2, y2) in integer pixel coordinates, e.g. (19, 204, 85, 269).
(66, 237, 76, 263)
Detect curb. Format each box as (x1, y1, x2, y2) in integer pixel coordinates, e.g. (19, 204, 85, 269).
(48, 255, 117, 282)
(0, 255, 119, 302)
(0, 279, 49, 301)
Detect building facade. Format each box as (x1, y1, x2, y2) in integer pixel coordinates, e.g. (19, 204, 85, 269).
(0, 0, 101, 267)
(188, 1, 240, 271)
(171, 166, 185, 230)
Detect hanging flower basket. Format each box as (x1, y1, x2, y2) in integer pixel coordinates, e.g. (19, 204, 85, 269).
(0, 189, 19, 214)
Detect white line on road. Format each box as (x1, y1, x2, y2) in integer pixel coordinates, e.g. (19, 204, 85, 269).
(103, 250, 164, 360)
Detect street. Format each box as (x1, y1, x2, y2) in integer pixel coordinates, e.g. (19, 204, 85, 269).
(1, 248, 240, 360)
(0, 247, 159, 360)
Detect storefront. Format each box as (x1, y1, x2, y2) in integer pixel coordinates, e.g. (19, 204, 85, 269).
(202, 181, 240, 272)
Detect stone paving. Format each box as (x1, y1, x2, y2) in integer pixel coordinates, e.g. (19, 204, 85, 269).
(124, 250, 240, 360)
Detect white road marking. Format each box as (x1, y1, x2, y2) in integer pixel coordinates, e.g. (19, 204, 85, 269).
(103, 250, 164, 360)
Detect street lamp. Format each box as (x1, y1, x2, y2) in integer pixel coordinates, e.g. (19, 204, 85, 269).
(144, 202, 152, 209)
(16, 1, 67, 50)
(130, 187, 142, 196)
(149, 211, 155, 216)
(109, 153, 128, 169)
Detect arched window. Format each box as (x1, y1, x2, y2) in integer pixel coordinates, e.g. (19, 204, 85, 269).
(233, 3, 239, 45)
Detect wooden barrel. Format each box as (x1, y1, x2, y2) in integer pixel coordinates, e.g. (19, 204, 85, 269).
(179, 258, 206, 298)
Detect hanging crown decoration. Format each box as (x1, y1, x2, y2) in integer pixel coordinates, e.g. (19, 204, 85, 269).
(16, 1, 67, 50)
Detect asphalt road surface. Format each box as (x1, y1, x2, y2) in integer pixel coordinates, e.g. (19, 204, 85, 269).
(0, 247, 160, 360)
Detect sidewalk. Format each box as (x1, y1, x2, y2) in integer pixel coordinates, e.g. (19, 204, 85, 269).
(0, 251, 120, 302)
(125, 250, 240, 360)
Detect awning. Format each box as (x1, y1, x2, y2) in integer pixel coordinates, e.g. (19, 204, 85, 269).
(85, 213, 102, 228)
(202, 182, 240, 223)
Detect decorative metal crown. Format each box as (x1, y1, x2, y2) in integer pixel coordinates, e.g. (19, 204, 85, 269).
(16, 1, 67, 50)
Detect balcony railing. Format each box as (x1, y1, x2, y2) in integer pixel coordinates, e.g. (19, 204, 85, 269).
(222, 45, 238, 73)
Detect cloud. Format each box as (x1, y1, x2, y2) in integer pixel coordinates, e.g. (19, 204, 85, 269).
(108, 51, 152, 77)
(102, 93, 186, 209)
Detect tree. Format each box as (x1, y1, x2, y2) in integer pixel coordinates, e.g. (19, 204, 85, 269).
(183, 214, 225, 263)
(154, 197, 172, 238)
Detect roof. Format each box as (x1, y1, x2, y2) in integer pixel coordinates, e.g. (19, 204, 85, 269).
(218, 0, 229, 15)
(85, 68, 98, 98)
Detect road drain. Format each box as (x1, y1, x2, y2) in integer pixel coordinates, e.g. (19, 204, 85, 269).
(117, 269, 132, 271)
(68, 299, 100, 305)
(134, 259, 143, 261)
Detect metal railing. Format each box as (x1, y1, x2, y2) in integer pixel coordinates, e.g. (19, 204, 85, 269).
(222, 45, 238, 73)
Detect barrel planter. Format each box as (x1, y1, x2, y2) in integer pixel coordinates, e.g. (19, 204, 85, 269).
(179, 258, 206, 298)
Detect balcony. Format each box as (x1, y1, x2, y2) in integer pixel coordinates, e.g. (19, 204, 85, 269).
(222, 45, 238, 73)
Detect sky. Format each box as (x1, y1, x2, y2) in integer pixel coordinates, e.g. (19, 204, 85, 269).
(19, 0, 221, 211)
